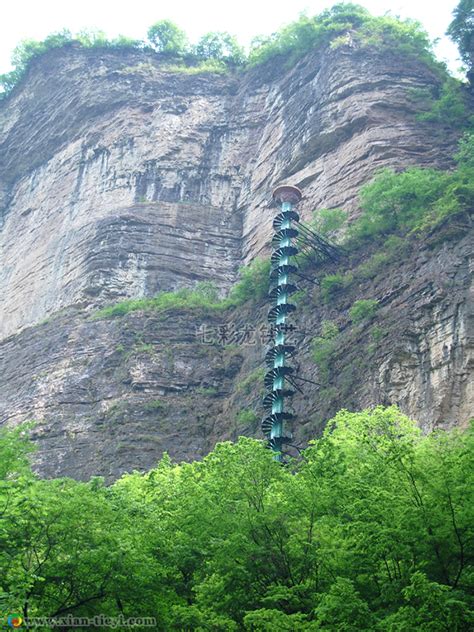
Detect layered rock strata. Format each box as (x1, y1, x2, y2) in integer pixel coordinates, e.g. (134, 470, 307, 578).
(0, 42, 470, 479)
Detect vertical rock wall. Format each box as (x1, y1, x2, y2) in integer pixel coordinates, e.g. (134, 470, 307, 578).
(0, 42, 470, 479)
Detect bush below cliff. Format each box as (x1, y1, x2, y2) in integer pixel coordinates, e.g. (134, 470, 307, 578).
(1, 407, 472, 629)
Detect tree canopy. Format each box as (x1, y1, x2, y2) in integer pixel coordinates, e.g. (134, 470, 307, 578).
(147, 20, 188, 55)
(447, 0, 474, 82)
(0, 3, 454, 100)
(1, 407, 472, 629)
(194, 32, 244, 64)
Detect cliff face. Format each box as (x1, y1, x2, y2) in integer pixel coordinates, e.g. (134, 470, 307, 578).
(0, 43, 471, 479)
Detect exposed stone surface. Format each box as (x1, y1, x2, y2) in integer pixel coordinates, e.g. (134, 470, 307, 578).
(0, 220, 471, 480)
(0, 42, 471, 479)
(0, 308, 241, 478)
(0, 44, 456, 339)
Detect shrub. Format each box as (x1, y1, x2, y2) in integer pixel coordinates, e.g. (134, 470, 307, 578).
(0, 4, 448, 99)
(455, 131, 474, 167)
(94, 258, 271, 320)
(355, 237, 409, 280)
(144, 399, 166, 412)
(0, 30, 143, 98)
(370, 325, 385, 342)
(237, 368, 265, 394)
(348, 143, 474, 240)
(352, 167, 451, 239)
(416, 78, 472, 129)
(248, 3, 436, 69)
(320, 273, 351, 303)
(134, 342, 155, 355)
(349, 299, 379, 323)
(227, 259, 270, 305)
(321, 320, 339, 338)
(165, 60, 228, 75)
(94, 281, 223, 319)
(196, 386, 218, 396)
(311, 320, 340, 380)
(235, 409, 259, 428)
(291, 289, 307, 306)
(312, 208, 348, 237)
(355, 251, 391, 279)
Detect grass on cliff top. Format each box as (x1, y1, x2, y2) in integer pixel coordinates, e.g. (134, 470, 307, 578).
(247, 4, 437, 70)
(0, 3, 452, 100)
(93, 259, 270, 320)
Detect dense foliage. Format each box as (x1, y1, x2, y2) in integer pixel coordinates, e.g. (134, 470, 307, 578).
(0, 30, 142, 97)
(1, 408, 472, 629)
(349, 298, 379, 323)
(147, 20, 189, 55)
(0, 2, 449, 99)
(248, 3, 434, 68)
(94, 258, 270, 319)
(346, 130, 474, 242)
(194, 32, 244, 65)
(447, 0, 474, 82)
(414, 77, 473, 129)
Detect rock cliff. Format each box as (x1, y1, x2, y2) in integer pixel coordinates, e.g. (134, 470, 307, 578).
(0, 42, 471, 479)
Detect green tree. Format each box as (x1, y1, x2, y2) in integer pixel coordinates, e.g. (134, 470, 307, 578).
(320, 272, 349, 302)
(0, 31, 73, 97)
(382, 572, 474, 631)
(347, 160, 474, 241)
(0, 410, 472, 628)
(447, 0, 474, 83)
(194, 32, 244, 64)
(455, 130, 474, 166)
(314, 577, 374, 630)
(416, 77, 471, 129)
(147, 20, 188, 55)
(312, 208, 347, 237)
(243, 608, 308, 630)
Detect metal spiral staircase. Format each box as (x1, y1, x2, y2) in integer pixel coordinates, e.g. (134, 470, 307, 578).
(262, 185, 342, 460)
(262, 185, 302, 461)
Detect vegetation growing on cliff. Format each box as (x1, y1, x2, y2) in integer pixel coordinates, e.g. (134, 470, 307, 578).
(306, 129, 472, 389)
(310, 128, 474, 293)
(247, 3, 435, 69)
(93, 258, 270, 320)
(93, 126, 473, 323)
(0, 2, 463, 99)
(414, 77, 473, 129)
(0, 30, 143, 96)
(146, 20, 189, 55)
(348, 130, 474, 241)
(447, 0, 474, 83)
(93, 280, 225, 319)
(1, 408, 472, 629)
